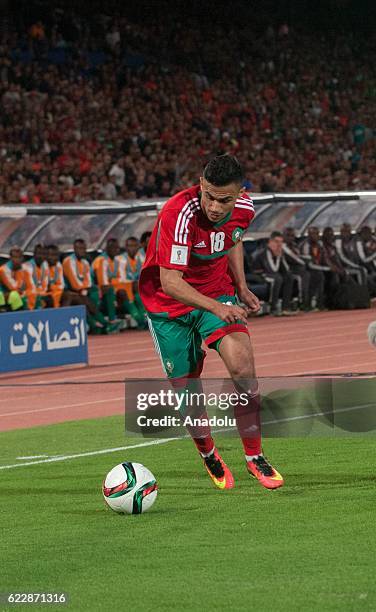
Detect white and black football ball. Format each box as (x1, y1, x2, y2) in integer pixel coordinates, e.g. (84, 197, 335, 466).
(102, 462, 158, 515)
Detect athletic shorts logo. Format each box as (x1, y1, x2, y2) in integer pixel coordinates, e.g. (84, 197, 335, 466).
(170, 245, 188, 265)
(164, 359, 174, 373)
(194, 240, 206, 248)
(232, 227, 244, 243)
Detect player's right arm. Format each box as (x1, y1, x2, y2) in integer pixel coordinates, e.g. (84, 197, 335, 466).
(160, 269, 248, 324)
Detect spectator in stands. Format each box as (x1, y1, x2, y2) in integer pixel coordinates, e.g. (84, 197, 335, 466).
(282, 227, 311, 310)
(100, 175, 118, 200)
(300, 227, 329, 309)
(0, 6, 376, 204)
(25, 244, 50, 308)
(109, 159, 126, 193)
(0, 247, 36, 310)
(252, 231, 296, 316)
(63, 239, 115, 334)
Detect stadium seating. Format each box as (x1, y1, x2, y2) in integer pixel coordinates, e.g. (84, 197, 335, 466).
(0, 5, 375, 206)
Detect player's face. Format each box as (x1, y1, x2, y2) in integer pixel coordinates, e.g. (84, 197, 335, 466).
(283, 228, 295, 244)
(200, 178, 244, 223)
(11, 250, 23, 269)
(340, 224, 351, 240)
(34, 246, 46, 265)
(47, 249, 59, 266)
(269, 236, 284, 256)
(126, 239, 139, 258)
(74, 242, 86, 259)
(323, 228, 334, 243)
(308, 227, 319, 242)
(107, 241, 119, 259)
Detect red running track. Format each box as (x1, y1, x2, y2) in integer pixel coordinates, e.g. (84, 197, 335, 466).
(0, 309, 375, 431)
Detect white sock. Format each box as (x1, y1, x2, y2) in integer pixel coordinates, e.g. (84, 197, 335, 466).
(200, 448, 215, 459)
(245, 454, 262, 462)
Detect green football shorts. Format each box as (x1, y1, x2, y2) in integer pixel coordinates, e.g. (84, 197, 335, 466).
(146, 295, 249, 379)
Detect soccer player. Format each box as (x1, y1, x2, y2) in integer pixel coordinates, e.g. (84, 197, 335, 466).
(0, 247, 37, 310)
(119, 237, 147, 328)
(63, 239, 115, 334)
(91, 239, 123, 328)
(24, 244, 50, 308)
(46, 245, 66, 308)
(92, 237, 144, 328)
(139, 154, 284, 490)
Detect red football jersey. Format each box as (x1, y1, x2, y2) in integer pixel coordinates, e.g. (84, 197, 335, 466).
(139, 184, 255, 317)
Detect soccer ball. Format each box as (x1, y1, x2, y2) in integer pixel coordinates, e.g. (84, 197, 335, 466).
(367, 321, 376, 348)
(102, 462, 158, 515)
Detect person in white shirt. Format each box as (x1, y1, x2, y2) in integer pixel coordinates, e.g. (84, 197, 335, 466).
(109, 159, 125, 191)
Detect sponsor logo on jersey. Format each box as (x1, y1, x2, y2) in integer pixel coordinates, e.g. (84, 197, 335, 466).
(193, 241, 206, 248)
(170, 245, 188, 265)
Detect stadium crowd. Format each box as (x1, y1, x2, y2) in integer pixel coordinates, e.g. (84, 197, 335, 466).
(1, 224, 375, 326)
(0, 4, 376, 205)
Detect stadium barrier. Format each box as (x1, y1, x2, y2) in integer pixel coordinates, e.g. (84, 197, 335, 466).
(1, 191, 376, 257)
(0, 305, 88, 373)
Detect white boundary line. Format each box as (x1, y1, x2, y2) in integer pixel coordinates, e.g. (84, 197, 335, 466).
(0, 403, 375, 471)
(0, 438, 179, 470)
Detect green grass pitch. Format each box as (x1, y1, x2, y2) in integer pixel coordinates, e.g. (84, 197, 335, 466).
(0, 415, 375, 612)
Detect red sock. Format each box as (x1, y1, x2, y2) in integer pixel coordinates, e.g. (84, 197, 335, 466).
(169, 368, 214, 457)
(191, 435, 215, 457)
(234, 391, 262, 456)
(185, 409, 215, 456)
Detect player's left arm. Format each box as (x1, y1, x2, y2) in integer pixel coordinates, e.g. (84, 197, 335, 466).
(227, 240, 260, 313)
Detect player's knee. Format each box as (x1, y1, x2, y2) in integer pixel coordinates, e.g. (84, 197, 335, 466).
(228, 358, 255, 381)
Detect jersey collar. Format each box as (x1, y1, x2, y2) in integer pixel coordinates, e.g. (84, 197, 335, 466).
(213, 211, 232, 227)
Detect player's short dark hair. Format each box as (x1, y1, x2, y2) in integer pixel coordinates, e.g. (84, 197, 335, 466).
(73, 238, 85, 246)
(126, 236, 138, 243)
(46, 244, 59, 251)
(203, 154, 243, 187)
(270, 231, 283, 240)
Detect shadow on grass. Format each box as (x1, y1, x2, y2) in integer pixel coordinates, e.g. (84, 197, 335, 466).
(60, 507, 199, 516)
(285, 474, 376, 487)
(0, 488, 101, 496)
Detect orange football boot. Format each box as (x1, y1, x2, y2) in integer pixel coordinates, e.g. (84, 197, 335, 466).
(204, 449, 235, 490)
(246, 455, 284, 489)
